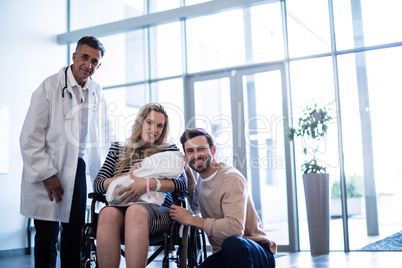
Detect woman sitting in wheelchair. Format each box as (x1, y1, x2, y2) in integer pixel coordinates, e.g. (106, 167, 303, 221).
(93, 102, 187, 267)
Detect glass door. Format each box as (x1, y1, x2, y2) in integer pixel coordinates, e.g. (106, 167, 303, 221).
(237, 65, 295, 251)
(185, 64, 297, 251)
(184, 73, 234, 163)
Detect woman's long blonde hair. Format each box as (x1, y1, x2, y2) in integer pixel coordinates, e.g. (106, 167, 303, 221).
(116, 103, 170, 175)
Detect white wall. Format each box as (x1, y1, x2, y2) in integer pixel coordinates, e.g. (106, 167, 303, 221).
(0, 0, 66, 252)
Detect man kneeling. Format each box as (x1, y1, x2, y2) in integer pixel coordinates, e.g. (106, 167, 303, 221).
(170, 128, 276, 268)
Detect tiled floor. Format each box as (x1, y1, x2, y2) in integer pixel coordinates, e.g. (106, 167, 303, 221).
(275, 251, 402, 267)
(1, 251, 402, 267)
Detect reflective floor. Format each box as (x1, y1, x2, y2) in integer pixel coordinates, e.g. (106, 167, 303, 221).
(1, 251, 401, 268)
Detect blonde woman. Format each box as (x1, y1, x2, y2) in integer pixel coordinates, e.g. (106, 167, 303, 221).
(93, 103, 187, 268)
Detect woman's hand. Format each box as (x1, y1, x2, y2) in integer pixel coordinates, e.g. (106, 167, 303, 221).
(118, 175, 147, 202)
(184, 165, 196, 188)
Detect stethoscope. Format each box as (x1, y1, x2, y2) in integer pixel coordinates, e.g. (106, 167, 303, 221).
(62, 66, 98, 120)
(62, 66, 72, 100)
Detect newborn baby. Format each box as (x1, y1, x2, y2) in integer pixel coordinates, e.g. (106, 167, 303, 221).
(106, 150, 185, 206)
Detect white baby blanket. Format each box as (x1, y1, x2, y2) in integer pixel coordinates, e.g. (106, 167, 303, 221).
(106, 150, 185, 207)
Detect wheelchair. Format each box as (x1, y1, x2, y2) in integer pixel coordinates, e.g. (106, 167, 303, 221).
(81, 190, 207, 268)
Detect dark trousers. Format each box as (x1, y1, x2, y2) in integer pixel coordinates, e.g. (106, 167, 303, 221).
(199, 236, 276, 268)
(34, 158, 87, 268)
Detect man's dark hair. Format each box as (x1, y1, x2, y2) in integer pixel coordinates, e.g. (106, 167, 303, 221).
(76, 36, 106, 57)
(180, 128, 214, 151)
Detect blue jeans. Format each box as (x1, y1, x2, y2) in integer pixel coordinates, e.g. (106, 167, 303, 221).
(199, 236, 276, 268)
(34, 158, 86, 268)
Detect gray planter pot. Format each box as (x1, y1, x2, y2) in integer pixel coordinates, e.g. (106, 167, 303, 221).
(303, 173, 330, 255)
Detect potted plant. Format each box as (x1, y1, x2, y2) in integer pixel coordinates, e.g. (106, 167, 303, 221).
(288, 101, 334, 255)
(287, 101, 333, 173)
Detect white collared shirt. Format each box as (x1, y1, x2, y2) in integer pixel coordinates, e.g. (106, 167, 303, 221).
(67, 66, 89, 158)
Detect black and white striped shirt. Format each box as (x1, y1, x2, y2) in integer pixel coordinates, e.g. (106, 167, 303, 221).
(93, 142, 187, 208)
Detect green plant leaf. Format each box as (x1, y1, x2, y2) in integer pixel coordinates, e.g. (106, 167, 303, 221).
(291, 101, 335, 174)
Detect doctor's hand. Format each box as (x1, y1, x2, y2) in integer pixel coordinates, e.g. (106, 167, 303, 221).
(44, 175, 64, 203)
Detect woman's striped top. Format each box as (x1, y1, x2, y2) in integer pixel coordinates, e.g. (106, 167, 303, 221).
(93, 142, 187, 208)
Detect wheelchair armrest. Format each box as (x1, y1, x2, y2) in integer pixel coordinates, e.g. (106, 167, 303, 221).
(171, 189, 189, 199)
(86, 193, 108, 227)
(171, 190, 189, 206)
(88, 192, 107, 204)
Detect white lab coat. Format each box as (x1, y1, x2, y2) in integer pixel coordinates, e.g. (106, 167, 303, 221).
(20, 67, 111, 223)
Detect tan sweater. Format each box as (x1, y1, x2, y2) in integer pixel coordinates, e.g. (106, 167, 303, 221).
(188, 162, 277, 254)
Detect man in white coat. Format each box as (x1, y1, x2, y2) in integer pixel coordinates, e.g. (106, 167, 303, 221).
(20, 36, 111, 268)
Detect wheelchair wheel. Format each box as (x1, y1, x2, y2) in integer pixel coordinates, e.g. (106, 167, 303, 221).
(81, 223, 97, 268)
(187, 226, 207, 267)
(178, 225, 189, 268)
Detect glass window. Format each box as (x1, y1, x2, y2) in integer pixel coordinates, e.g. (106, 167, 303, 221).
(286, 0, 331, 58)
(150, 22, 183, 79)
(186, 9, 246, 73)
(338, 47, 402, 250)
(242, 70, 289, 245)
(333, 0, 402, 50)
(91, 32, 147, 88)
(184, 0, 211, 5)
(249, 3, 285, 62)
(337, 53, 367, 250)
(105, 81, 185, 145)
(361, 0, 402, 46)
(149, 0, 181, 13)
(289, 57, 340, 250)
(332, 0, 356, 51)
(70, 0, 144, 31)
(104, 85, 148, 142)
(126, 84, 149, 109)
(125, 29, 148, 83)
(150, 78, 185, 146)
